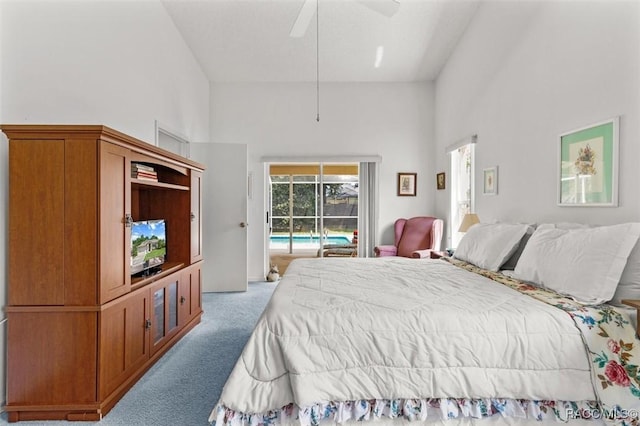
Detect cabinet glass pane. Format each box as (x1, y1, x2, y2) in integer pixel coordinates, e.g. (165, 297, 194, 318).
(168, 282, 178, 332)
(154, 288, 165, 343)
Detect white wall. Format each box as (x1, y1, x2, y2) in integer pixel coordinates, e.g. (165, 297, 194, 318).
(210, 82, 435, 280)
(435, 0, 640, 246)
(0, 0, 209, 409)
(1, 0, 209, 143)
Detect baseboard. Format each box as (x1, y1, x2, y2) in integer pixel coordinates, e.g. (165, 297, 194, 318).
(0, 317, 6, 415)
(248, 275, 268, 282)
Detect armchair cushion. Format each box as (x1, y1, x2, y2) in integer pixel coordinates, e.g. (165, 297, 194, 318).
(374, 245, 397, 257)
(411, 249, 433, 259)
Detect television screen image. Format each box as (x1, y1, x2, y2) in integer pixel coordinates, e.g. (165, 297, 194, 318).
(131, 219, 166, 276)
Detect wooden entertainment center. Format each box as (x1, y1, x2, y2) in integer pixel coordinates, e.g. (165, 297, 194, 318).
(2, 125, 205, 421)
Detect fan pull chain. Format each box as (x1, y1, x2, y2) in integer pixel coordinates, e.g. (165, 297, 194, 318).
(316, 0, 320, 122)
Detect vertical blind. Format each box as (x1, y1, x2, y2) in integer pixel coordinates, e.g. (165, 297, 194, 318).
(358, 162, 379, 257)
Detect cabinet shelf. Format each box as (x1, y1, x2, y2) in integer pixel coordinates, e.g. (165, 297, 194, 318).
(131, 261, 185, 290)
(131, 178, 189, 191)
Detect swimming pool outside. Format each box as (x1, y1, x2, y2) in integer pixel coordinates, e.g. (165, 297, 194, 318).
(270, 234, 352, 250)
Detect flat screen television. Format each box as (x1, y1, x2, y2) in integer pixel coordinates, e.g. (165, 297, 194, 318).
(131, 219, 167, 276)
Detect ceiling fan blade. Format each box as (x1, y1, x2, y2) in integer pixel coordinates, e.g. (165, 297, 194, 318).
(357, 0, 400, 18)
(290, 0, 316, 38)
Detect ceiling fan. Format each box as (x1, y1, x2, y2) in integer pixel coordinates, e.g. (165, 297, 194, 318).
(290, 0, 401, 38)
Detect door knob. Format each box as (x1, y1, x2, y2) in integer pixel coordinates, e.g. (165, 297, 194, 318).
(240, 222, 248, 228)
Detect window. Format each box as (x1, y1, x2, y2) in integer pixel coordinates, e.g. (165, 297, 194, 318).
(449, 139, 475, 247)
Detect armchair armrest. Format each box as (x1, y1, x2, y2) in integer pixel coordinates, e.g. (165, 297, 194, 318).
(411, 249, 433, 259)
(431, 219, 444, 251)
(374, 245, 397, 257)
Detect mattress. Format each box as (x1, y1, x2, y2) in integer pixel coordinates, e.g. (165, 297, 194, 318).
(210, 257, 637, 425)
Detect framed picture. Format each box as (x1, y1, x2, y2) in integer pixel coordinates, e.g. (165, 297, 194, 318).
(436, 172, 445, 190)
(483, 166, 498, 195)
(558, 117, 619, 207)
(397, 172, 417, 196)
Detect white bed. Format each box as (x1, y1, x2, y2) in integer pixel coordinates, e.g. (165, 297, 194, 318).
(210, 223, 640, 425)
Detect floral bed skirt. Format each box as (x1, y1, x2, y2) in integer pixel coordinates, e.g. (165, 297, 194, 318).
(211, 398, 600, 426)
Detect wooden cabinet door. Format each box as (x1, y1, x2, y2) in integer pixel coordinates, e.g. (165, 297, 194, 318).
(179, 264, 202, 327)
(99, 141, 132, 303)
(99, 290, 149, 399)
(9, 139, 65, 305)
(190, 265, 202, 318)
(190, 170, 203, 263)
(149, 276, 180, 357)
(8, 311, 97, 406)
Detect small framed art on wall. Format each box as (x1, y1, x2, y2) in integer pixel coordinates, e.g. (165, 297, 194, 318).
(483, 166, 498, 195)
(397, 172, 417, 196)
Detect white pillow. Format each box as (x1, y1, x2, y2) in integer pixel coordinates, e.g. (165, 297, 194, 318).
(453, 223, 530, 271)
(611, 240, 640, 305)
(536, 222, 588, 232)
(513, 223, 640, 305)
(535, 223, 640, 305)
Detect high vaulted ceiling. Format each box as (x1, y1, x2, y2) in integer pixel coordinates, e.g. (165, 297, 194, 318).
(161, 0, 480, 83)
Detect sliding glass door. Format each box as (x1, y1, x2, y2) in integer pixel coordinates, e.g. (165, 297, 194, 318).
(269, 163, 359, 257)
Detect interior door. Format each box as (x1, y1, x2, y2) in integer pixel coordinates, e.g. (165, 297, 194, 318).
(190, 143, 248, 292)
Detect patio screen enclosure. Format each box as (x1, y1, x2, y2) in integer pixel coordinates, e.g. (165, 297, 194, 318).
(269, 163, 359, 254)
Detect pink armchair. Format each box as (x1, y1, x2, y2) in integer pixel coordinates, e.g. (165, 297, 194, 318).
(374, 216, 443, 258)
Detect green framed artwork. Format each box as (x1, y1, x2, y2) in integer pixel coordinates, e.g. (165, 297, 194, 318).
(483, 166, 498, 195)
(559, 117, 619, 207)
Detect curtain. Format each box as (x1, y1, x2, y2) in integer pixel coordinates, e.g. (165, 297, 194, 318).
(358, 162, 379, 257)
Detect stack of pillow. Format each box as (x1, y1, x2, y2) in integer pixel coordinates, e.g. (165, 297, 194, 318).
(453, 222, 640, 306)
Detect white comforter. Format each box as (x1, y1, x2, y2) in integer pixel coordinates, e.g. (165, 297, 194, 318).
(214, 257, 594, 417)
